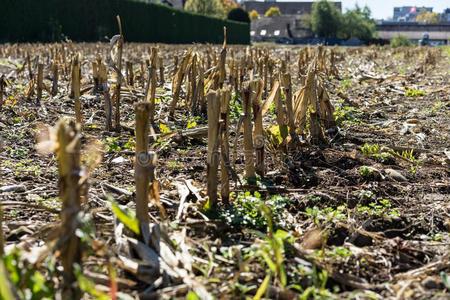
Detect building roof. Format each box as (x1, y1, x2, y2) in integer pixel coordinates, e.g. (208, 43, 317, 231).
(243, 1, 341, 15)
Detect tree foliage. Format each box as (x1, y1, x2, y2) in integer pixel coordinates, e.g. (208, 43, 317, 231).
(249, 9, 259, 21)
(339, 5, 376, 41)
(264, 6, 281, 17)
(416, 11, 439, 24)
(227, 7, 250, 23)
(184, 0, 225, 18)
(390, 35, 412, 48)
(311, 1, 376, 41)
(221, 0, 238, 14)
(311, 0, 341, 38)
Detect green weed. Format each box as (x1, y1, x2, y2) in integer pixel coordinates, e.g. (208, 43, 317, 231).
(123, 138, 135, 151)
(159, 123, 171, 134)
(328, 246, 352, 259)
(360, 143, 393, 163)
(426, 101, 444, 116)
(305, 206, 346, 226)
(356, 198, 400, 218)
(252, 205, 294, 295)
(6, 160, 41, 177)
(359, 166, 373, 178)
(221, 192, 290, 229)
(104, 137, 121, 153)
(3, 248, 55, 299)
(186, 116, 200, 129)
(405, 88, 426, 97)
(339, 78, 352, 90)
(167, 160, 183, 171)
(229, 93, 243, 120)
(333, 100, 363, 126)
(360, 143, 380, 156)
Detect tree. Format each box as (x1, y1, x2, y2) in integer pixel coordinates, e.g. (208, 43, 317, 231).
(264, 6, 281, 17)
(221, 0, 238, 14)
(390, 35, 412, 48)
(339, 5, 376, 41)
(416, 11, 439, 24)
(249, 10, 260, 21)
(184, 0, 225, 18)
(311, 0, 341, 38)
(228, 7, 250, 23)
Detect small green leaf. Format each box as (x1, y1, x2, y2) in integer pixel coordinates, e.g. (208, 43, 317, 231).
(441, 272, 450, 289)
(253, 274, 271, 300)
(186, 291, 200, 300)
(259, 251, 276, 273)
(75, 265, 109, 300)
(0, 261, 15, 300)
(159, 123, 171, 134)
(110, 201, 140, 235)
(187, 119, 197, 129)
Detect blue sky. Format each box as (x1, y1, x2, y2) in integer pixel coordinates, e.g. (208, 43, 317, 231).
(253, 0, 449, 19)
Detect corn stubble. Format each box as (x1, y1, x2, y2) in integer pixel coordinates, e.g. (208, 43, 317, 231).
(0, 25, 346, 298)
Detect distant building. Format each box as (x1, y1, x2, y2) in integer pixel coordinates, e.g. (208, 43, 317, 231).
(251, 15, 311, 42)
(393, 6, 433, 22)
(442, 8, 450, 22)
(377, 21, 450, 44)
(243, 1, 342, 15)
(246, 1, 341, 42)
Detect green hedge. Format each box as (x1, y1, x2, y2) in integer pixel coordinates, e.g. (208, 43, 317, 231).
(0, 0, 250, 44)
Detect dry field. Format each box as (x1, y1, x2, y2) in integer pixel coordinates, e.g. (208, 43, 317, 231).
(0, 41, 449, 299)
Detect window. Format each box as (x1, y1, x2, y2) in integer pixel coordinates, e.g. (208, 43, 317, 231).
(274, 30, 280, 36)
(251, 31, 255, 36)
(260, 30, 267, 36)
